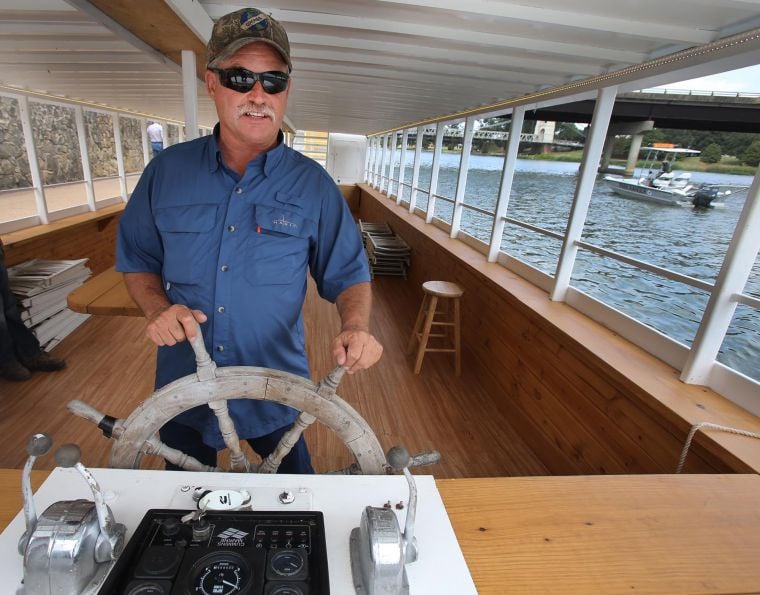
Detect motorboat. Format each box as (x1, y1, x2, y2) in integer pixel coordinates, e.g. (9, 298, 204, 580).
(603, 147, 740, 207)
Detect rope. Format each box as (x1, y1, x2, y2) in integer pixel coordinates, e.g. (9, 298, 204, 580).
(676, 422, 760, 473)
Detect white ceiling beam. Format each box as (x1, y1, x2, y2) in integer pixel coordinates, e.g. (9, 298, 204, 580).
(163, 0, 214, 43)
(292, 61, 537, 93)
(291, 76, 525, 105)
(289, 33, 606, 76)
(370, 0, 716, 44)
(0, 21, 104, 35)
(0, 39, 133, 51)
(290, 48, 568, 87)
(3, 53, 175, 63)
(206, 7, 646, 64)
(0, 63, 182, 73)
(62, 0, 181, 74)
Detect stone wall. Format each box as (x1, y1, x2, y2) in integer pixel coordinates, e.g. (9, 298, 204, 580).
(0, 98, 148, 191)
(84, 111, 117, 179)
(31, 102, 83, 185)
(0, 97, 32, 190)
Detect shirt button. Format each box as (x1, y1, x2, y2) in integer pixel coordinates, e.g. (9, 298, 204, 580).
(227, 225, 236, 232)
(221, 265, 229, 272)
(217, 345, 224, 352)
(217, 306, 225, 313)
(235, 187, 242, 194)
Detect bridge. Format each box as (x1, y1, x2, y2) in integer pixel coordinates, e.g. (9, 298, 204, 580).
(529, 89, 760, 133)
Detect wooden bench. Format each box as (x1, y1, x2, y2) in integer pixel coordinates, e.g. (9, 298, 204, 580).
(1, 204, 125, 275)
(67, 266, 140, 317)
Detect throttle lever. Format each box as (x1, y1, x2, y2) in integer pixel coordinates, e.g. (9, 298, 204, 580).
(18, 433, 52, 555)
(55, 444, 126, 562)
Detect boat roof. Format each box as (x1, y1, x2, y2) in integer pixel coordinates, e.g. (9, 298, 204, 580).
(1, 1, 760, 135)
(641, 147, 702, 154)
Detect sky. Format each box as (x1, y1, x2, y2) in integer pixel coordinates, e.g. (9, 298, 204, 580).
(656, 64, 760, 94)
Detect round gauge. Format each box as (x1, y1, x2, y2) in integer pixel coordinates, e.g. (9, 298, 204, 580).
(191, 551, 251, 595)
(125, 580, 170, 595)
(270, 549, 305, 578)
(267, 585, 306, 595)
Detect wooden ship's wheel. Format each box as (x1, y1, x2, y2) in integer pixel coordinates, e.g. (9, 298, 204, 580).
(69, 327, 388, 475)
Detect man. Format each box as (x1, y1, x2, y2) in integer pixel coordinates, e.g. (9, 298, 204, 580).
(147, 121, 164, 158)
(0, 239, 66, 381)
(117, 7, 382, 473)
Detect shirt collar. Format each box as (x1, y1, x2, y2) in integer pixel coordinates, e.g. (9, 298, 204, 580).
(207, 125, 285, 176)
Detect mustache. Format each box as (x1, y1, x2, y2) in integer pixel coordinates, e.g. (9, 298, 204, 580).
(237, 103, 275, 119)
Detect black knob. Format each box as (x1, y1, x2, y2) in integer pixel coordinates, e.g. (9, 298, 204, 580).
(192, 518, 211, 541)
(162, 518, 180, 536)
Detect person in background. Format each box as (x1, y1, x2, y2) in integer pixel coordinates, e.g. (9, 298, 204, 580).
(117, 7, 383, 472)
(147, 121, 164, 158)
(0, 239, 66, 382)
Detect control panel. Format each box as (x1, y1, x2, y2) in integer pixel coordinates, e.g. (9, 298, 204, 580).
(101, 509, 329, 595)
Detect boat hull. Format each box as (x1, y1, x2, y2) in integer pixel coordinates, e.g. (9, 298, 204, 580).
(603, 176, 688, 206)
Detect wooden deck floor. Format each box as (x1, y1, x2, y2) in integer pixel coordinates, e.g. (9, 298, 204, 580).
(0, 276, 549, 478)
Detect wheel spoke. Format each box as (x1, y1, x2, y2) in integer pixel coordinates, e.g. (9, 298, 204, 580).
(207, 399, 251, 471)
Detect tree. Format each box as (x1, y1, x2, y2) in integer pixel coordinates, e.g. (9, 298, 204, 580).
(700, 143, 722, 163)
(554, 122, 585, 141)
(741, 140, 760, 167)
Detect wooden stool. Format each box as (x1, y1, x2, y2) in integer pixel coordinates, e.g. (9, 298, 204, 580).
(407, 281, 464, 376)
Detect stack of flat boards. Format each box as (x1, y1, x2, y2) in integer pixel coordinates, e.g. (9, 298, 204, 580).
(7, 259, 92, 351)
(358, 220, 411, 279)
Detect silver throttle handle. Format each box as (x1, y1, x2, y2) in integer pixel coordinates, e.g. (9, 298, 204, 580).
(55, 444, 126, 562)
(387, 446, 419, 563)
(18, 433, 53, 554)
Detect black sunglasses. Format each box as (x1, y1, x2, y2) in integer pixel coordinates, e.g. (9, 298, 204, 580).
(209, 67, 290, 94)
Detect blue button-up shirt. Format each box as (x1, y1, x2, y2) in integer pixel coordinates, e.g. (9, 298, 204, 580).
(116, 128, 370, 449)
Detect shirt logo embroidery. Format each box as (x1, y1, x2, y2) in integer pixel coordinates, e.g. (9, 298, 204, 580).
(273, 216, 298, 229)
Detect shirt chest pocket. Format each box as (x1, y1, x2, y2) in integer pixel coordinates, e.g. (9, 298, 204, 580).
(154, 204, 219, 284)
(245, 205, 313, 286)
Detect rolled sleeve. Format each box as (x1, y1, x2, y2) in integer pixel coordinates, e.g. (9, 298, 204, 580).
(310, 178, 370, 303)
(116, 166, 164, 275)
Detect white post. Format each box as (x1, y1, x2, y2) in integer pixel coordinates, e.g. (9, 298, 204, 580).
(681, 167, 760, 383)
(369, 137, 377, 185)
(397, 129, 409, 204)
(141, 117, 150, 167)
(426, 122, 445, 224)
(373, 136, 383, 188)
(379, 135, 389, 193)
(488, 107, 525, 262)
(551, 85, 618, 302)
(409, 125, 424, 214)
(161, 122, 169, 147)
(112, 113, 128, 202)
(74, 106, 96, 211)
(18, 96, 48, 224)
(450, 116, 476, 238)
(387, 131, 398, 197)
(182, 49, 199, 141)
(364, 135, 372, 181)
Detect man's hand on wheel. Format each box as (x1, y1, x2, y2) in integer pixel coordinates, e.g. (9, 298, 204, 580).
(332, 326, 383, 374)
(146, 304, 207, 346)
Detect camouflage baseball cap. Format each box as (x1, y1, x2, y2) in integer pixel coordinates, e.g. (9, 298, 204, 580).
(206, 8, 292, 71)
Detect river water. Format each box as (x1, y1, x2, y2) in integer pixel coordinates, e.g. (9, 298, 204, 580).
(389, 151, 759, 381)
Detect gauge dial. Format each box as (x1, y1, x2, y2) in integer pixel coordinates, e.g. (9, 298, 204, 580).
(270, 549, 305, 578)
(192, 552, 251, 595)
